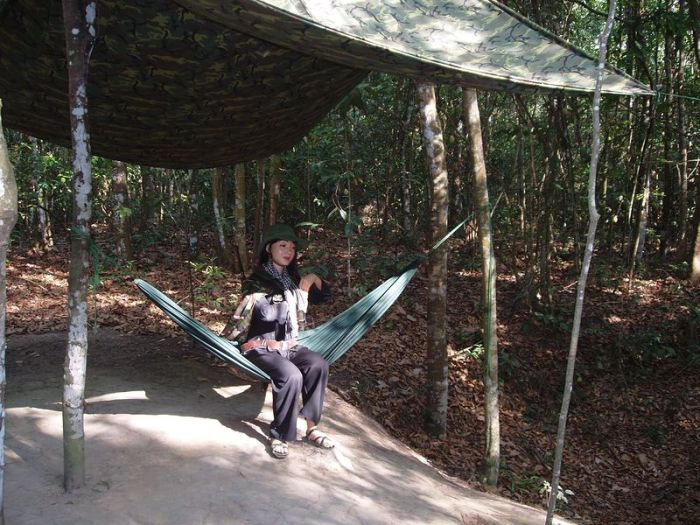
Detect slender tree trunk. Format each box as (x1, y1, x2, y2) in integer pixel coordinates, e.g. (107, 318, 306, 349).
(111, 160, 133, 261)
(417, 82, 449, 439)
(0, 99, 19, 525)
(400, 96, 415, 234)
(252, 159, 265, 257)
(692, 225, 700, 284)
(516, 125, 526, 240)
(464, 88, 500, 486)
(212, 167, 234, 270)
(30, 137, 53, 251)
(268, 154, 281, 225)
(688, 0, 700, 67)
(138, 167, 155, 233)
(659, 17, 675, 257)
(62, 0, 96, 493)
(546, 0, 613, 520)
(343, 116, 355, 296)
(692, 174, 700, 283)
(233, 163, 248, 273)
(631, 169, 652, 271)
(187, 169, 199, 316)
(626, 99, 656, 267)
(676, 40, 689, 251)
(515, 95, 553, 305)
(188, 169, 199, 260)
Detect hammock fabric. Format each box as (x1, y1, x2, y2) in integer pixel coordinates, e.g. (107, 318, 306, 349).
(135, 261, 418, 382)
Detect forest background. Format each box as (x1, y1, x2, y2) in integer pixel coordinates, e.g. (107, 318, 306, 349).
(5, 0, 700, 524)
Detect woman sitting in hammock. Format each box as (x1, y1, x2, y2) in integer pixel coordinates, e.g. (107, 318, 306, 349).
(222, 224, 334, 459)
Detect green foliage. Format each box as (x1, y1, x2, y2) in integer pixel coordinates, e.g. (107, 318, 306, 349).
(457, 342, 484, 360)
(190, 259, 228, 308)
(502, 470, 542, 495)
(117, 206, 133, 220)
(615, 329, 677, 366)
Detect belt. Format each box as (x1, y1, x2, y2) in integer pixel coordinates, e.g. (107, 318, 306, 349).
(241, 337, 298, 353)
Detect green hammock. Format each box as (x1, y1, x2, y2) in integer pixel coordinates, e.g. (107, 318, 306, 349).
(135, 261, 418, 383)
(136, 218, 469, 382)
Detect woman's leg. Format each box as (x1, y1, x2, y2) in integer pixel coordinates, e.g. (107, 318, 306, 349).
(245, 349, 303, 442)
(289, 347, 329, 426)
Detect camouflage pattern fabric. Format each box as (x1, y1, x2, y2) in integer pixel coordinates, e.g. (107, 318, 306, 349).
(0, 0, 651, 169)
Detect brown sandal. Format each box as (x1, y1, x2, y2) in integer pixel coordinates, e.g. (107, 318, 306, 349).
(306, 427, 335, 449)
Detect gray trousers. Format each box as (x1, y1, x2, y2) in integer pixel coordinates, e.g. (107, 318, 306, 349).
(245, 346, 329, 441)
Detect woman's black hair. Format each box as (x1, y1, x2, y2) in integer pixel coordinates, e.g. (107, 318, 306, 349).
(257, 239, 301, 282)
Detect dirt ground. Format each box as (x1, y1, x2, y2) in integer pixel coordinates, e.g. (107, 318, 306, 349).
(4, 328, 574, 525)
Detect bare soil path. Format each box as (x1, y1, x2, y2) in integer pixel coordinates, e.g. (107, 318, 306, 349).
(5, 329, 573, 525)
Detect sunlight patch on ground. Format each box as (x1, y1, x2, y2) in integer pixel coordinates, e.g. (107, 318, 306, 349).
(213, 385, 252, 398)
(86, 390, 149, 403)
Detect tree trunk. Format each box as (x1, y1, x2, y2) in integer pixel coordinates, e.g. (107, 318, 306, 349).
(252, 159, 266, 258)
(516, 124, 526, 241)
(676, 31, 689, 252)
(688, 0, 700, 67)
(546, 0, 613, 520)
(111, 160, 133, 261)
(187, 169, 199, 260)
(139, 167, 155, 233)
(417, 81, 449, 439)
(631, 169, 652, 270)
(343, 117, 354, 296)
(692, 174, 700, 283)
(626, 99, 656, 268)
(0, 99, 19, 525)
(212, 167, 234, 270)
(659, 16, 675, 257)
(187, 169, 199, 315)
(62, 0, 96, 493)
(233, 163, 248, 273)
(401, 99, 415, 234)
(692, 225, 700, 284)
(464, 87, 500, 486)
(268, 154, 281, 226)
(30, 137, 53, 251)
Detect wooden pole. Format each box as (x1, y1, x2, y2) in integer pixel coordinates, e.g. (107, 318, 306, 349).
(61, 0, 96, 492)
(0, 99, 19, 525)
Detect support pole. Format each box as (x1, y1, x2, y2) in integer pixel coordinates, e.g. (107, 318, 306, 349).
(62, 0, 96, 493)
(0, 99, 19, 525)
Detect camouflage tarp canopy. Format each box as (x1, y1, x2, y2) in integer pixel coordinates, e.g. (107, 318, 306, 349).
(0, 0, 651, 168)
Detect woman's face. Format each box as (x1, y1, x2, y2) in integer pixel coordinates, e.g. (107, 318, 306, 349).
(267, 240, 296, 270)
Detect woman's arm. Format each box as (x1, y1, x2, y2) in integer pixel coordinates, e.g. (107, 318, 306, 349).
(301, 274, 332, 304)
(299, 273, 323, 292)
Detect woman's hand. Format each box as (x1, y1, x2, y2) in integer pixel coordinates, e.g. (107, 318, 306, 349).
(299, 273, 323, 292)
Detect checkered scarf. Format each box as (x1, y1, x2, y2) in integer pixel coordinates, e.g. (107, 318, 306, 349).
(264, 260, 298, 291)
